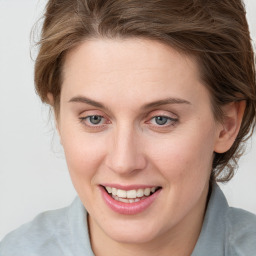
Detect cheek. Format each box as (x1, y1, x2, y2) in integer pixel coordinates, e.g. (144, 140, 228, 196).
(60, 131, 108, 206)
(60, 125, 106, 178)
(147, 127, 216, 181)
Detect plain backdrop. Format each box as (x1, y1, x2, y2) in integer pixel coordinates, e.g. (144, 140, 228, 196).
(0, 0, 256, 240)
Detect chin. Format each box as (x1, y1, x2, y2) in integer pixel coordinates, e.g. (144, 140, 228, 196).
(109, 230, 157, 244)
(101, 218, 162, 244)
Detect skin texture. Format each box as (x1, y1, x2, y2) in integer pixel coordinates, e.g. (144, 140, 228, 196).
(53, 38, 244, 256)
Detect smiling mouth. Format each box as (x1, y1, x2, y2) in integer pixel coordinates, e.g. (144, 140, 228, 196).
(102, 186, 162, 203)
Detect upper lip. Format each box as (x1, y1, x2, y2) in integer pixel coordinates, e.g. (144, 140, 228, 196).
(100, 184, 161, 190)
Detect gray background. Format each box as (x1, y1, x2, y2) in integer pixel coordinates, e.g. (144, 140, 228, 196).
(0, 0, 255, 240)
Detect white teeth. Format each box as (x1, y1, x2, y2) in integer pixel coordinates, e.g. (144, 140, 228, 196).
(113, 195, 119, 201)
(112, 196, 142, 203)
(116, 189, 127, 198)
(112, 187, 117, 196)
(136, 189, 144, 197)
(144, 188, 150, 196)
(119, 198, 129, 203)
(106, 186, 112, 193)
(151, 187, 156, 193)
(105, 186, 159, 201)
(127, 190, 137, 199)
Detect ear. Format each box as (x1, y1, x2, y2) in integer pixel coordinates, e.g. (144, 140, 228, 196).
(214, 101, 246, 153)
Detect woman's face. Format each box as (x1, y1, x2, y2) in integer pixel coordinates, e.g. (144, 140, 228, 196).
(57, 38, 222, 245)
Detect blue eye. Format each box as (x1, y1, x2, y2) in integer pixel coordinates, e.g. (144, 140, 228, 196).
(80, 115, 105, 126)
(88, 115, 103, 125)
(154, 116, 169, 125)
(150, 116, 178, 126)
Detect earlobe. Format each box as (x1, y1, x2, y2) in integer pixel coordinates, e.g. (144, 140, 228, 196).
(214, 101, 246, 153)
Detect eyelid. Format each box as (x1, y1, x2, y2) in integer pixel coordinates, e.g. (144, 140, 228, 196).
(79, 111, 111, 130)
(148, 116, 178, 125)
(145, 110, 179, 129)
(146, 110, 178, 120)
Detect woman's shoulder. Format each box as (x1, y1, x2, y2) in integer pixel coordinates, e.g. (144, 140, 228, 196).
(227, 205, 256, 229)
(0, 197, 93, 256)
(192, 184, 256, 256)
(226, 205, 256, 255)
(211, 184, 256, 255)
(0, 203, 73, 256)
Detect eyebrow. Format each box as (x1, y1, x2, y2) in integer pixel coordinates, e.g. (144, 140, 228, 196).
(142, 98, 191, 109)
(69, 96, 107, 109)
(69, 96, 191, 110)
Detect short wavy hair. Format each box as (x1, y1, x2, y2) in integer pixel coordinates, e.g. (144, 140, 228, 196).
(34, 0, 256, 182)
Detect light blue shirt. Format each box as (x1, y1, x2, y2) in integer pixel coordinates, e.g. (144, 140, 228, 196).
(1, 184, 256, 256)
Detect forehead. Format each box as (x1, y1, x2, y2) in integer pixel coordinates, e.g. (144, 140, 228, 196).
(61, 38, 209, 109)
(63, 38, 199, 79)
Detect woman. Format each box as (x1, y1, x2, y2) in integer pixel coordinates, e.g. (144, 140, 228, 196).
(0, 0, 256, 255)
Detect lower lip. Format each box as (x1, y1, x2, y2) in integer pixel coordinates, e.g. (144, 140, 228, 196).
(100, 186, 161, 215)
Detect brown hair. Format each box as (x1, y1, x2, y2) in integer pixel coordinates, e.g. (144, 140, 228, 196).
(34, 0, 256, 182)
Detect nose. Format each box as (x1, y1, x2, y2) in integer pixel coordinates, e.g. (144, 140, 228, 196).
(105, 124, 147, 175)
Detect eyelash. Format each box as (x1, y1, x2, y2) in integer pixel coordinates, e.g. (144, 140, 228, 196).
(148, 116, 178, 127)
(79, 114, 178, 130)
(79, 115, 108, 129)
